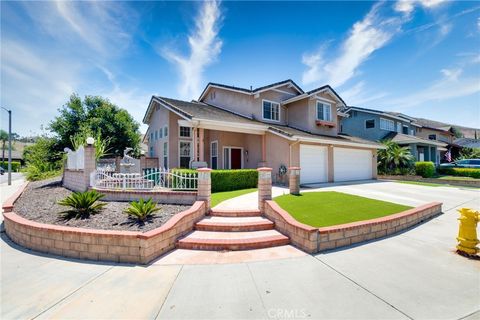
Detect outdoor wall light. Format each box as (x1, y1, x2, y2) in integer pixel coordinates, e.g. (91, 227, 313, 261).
(86, 137, 95, 145)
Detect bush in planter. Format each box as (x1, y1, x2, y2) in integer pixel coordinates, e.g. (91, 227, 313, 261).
(58, 190, 106, 219)
(438, 167, 480, 179)
(415, 161, 435, 178)
(172, 169, 258, 192)
(124, 198, 161, 222)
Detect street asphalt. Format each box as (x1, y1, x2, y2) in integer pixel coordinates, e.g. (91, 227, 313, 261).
(1, 180, 479, 319)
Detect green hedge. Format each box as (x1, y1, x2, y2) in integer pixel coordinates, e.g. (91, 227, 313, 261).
(437, 167, 480, 179)
(415, 161, 435, 178)
(172, 169, 258, 192)
(0, 161, 21, 171)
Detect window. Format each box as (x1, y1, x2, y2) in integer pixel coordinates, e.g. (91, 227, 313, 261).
(211, 141, 218, 170)
(154, 130, 158, 140)
(164, 126, 168, 137)
(150, 132, 153, 142)
(262, 100, 280, 121)
(179, 141, 191, 168)
(316, 102, 332, 121)
(380, 118, 395, 131)
(163, 142, 168, 168)
(210, 91, 216, 100)
(159, 128, 163, 139)
(428, 134, 437, 140)
(402, 125, 409, 135)
(149, 146, 154, 157)
(179, 126, 191, 138)
(365, 119, 375, 129)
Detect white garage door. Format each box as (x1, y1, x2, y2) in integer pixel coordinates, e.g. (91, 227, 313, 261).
(300, 145, 328, 184)
(334, 148, 372, 182)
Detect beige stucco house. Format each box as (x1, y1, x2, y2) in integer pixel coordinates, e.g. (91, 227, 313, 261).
(143, 80, 383, 184)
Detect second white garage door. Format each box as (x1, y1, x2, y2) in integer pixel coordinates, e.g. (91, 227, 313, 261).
(300, 145, 328, 184)
(334, 148, 373, 182)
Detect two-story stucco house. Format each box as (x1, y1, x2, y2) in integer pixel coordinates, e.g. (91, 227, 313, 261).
(340, 107, 447, 164)
(143, 80, 383, 185)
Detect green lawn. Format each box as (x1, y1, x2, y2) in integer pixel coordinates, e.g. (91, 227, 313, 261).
(436, 175, 478, 181)
(274, 191, 412, 227)
(211, 188, 257, 207)
(395, 181, 443, 187)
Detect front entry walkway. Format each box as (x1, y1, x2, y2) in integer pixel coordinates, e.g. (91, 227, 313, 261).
(2, 181, 479, 319)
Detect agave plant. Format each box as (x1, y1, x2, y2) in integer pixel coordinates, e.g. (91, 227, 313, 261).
(124, 198, 161, 222)
(58, 190, 106, 219)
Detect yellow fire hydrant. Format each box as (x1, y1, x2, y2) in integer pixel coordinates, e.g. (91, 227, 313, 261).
(456, 208, 479, 255)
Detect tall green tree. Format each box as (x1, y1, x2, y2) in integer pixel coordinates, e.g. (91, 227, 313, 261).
(49, 94, 141, 156)
(0, 130, 8, 162)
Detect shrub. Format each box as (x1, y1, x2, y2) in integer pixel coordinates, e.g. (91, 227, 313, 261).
(415, 161, 435, 178)
(0, 161, 21, 171)
(172, 169, 258, 192)
(23, 137, 63, 181)
(124, 198, 161, 222)
(437, 167, 480, 179)
(57, 190, 106, 219)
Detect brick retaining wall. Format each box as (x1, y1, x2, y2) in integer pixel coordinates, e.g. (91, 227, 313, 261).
(3, 184, 206, 264)
(63, 169, 87, 192)
(93, 188, 197, 205)
(265, 200, 442, 253)
(379, 175, 479, 188)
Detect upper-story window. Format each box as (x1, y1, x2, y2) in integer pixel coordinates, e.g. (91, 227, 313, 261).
(428, 134, 437, 140)
(262, 100, 280, 121)
(380, 118, 395, 131)
(179, 126, 191, 138)
(150, 132, 153, 142)
(365, 119, 375, 129)
(402, 125, 409, 134)
(154, 130, 158, 140)
(316, 102, 332, 121)
(159, 128, 163, 139)
(164, 126, 168, 137)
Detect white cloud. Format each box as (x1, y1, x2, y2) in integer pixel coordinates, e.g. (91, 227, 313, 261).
(302, 3, 402, 88)
(394, 0, 448, 15)
(339, 81, 389, 106)
(161, 0, 223, 100)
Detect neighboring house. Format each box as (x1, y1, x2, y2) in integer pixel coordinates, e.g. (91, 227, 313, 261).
(413, 123, 461, 162)
(143, 79, 383, 184)
(1, 150, 23, 165)
(454, 138, 480, 149)
(340, 107, 447, 164)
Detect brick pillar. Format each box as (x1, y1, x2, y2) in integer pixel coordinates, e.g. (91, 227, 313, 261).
(257, 167, 272, 212)
(197, 168, 212, 210)
(289, 167, 301, 195)
(84, 145, 96, 191)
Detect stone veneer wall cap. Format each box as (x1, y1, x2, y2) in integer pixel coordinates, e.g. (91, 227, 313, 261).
(265, 200, 317, 232)
(257, 167, 272, 171)
(2, 181, 29, 212)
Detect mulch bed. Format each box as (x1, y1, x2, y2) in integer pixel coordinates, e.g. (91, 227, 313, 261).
(13, 177, 190, 233)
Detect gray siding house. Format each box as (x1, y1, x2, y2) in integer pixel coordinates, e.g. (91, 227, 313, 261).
(340, 107, 446, 164)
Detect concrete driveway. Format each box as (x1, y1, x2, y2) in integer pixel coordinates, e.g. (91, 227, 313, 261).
(1, 181, 479, 319)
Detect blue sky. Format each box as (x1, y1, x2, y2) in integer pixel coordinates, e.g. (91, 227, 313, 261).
(1, 0, 479, 136)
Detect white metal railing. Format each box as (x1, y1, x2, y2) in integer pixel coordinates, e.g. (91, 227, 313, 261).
(91, 168, 198, 190)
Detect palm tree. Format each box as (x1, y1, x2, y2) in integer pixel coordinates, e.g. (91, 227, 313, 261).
(378, 140, 414, 173)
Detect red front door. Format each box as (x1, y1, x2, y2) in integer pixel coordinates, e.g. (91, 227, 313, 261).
(231, 148, 242, 169)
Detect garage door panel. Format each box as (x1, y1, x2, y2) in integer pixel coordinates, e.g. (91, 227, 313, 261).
(300, 145, 327, 184)
(334, 148, 372, 182)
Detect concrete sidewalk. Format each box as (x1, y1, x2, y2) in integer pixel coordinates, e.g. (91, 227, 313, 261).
(1, 181, 479, 319)
(1, 175, 26, 225)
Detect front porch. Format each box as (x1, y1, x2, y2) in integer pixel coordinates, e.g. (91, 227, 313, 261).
(408, 143, 441, 164)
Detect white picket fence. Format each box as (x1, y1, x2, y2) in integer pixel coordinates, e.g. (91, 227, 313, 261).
(66, 146, 84, 170)
(91, 168, 198, 190)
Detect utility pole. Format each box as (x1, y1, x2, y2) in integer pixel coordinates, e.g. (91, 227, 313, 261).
(1, 107, 12, 185)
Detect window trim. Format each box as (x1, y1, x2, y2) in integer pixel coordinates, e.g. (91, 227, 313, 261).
(178, 140, 192, 168)
(365, 119, 375, 129)
(210, 140, 218, 170)
(163, 142, 168, 169)
(316, 101, 332, 122)
(261, 99, 281, 122)
(178, 126, 192, 138)
(428, 134, 437, 140)
(380, 118, 395, 131)
(222, 146, 244, 169)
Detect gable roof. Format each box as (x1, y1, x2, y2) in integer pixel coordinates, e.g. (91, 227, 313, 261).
(281, 85, 347, 106)
(198, 79, 304, 101)
(383, 132, 447, 147)
(344, 106, 420, 125)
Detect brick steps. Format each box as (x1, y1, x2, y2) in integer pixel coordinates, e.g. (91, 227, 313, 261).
(195, 216, 274, 232)
(177, 230, 290, 251)
(209, 209, 262, 217)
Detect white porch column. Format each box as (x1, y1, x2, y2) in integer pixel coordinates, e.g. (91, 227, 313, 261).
(199, 128, 205, 162)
